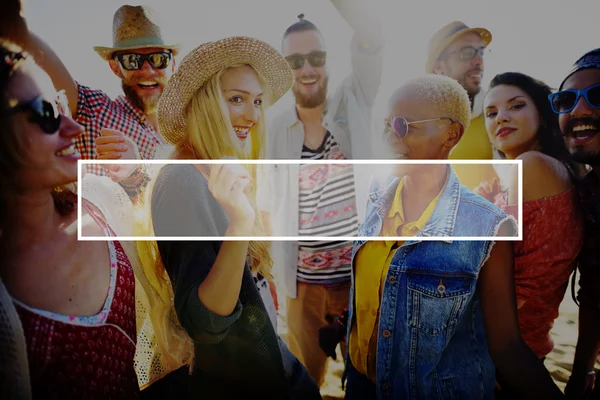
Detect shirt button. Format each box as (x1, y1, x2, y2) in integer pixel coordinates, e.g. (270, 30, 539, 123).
(382, 329, 391, 338)
(381, 381, 389, 391)
(437, 283, 446, 295)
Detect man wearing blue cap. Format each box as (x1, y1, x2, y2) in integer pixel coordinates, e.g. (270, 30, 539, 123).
(550, 48, 600, 399)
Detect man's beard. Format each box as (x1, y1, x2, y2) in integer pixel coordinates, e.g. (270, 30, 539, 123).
(569, 148, 600, 166)
(293, 75, 329, 109)
(121, 81, 163, 114)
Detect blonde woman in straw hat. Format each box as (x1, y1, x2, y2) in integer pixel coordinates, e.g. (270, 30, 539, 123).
(139, 37, 322, 399)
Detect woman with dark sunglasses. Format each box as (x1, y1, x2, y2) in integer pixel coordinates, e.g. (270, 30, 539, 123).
(0, 39, 147, 399)
(342, 74, 564, 400)
(482, 72, 585, 398)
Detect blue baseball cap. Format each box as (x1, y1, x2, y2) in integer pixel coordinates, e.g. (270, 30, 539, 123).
(559, 48, 600, 90)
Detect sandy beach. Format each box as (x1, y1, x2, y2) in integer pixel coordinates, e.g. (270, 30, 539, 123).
(276, 280, 599, 398)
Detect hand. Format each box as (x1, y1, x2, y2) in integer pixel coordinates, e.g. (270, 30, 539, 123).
(97, 128, 140, 181)
(97, 128, 140, 160)
(103, 164, 142, 183)
(474, 177, 502, 202)
(318, 314, 347, 360)
(206, 162, 255, 234)
(565, 370, 597, 399)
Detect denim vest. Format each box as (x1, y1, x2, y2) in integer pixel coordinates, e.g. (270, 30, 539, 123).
(344, 167, 516, 400)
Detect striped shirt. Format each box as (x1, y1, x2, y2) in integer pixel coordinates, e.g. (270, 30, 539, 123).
(297, 132, 358, 285)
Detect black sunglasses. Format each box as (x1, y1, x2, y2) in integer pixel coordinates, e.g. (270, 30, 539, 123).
(385, 116, 457, 139)
(114, 52, 172, 71)
(445, 46, 488, 61)
(285, 51, 327, 70)
(548, 84, 600, 114)
(9, 91, 69, 134)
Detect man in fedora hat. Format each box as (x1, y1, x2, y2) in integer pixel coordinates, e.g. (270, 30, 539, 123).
(1, 3, 178, 178)
(261, 0, 384, 390)
(426, 21, 498, 190)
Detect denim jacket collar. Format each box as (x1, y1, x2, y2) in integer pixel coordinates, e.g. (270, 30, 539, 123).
(366, 166, 460, 242)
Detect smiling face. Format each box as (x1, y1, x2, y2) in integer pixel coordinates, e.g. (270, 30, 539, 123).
(220, 65, 263, 152)
(434, 32, 485, 98)
(109, 47, 175, 114)
(484, 84, 541, 159)
(6, 64, 83, 193)
(559, 68, 600, 166)
(282, 30, 328, 109)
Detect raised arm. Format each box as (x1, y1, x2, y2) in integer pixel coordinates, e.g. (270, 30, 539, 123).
(330, 0, 384, 106)
(0, 1, 78, 117)
(479, 225, 564, 399)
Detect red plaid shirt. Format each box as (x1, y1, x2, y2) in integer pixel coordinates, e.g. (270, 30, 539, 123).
(75, 82, 167, 176)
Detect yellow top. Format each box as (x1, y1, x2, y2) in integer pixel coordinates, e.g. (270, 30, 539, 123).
(349, 176, 447, 382)
(449, 115, 498, 189)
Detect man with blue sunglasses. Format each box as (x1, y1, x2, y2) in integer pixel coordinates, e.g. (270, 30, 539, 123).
(553, 48, 600, 400)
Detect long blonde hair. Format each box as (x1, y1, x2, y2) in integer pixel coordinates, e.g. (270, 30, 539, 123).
(138, 64, 273, 282)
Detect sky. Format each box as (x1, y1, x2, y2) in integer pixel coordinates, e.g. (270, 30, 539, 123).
(26, 0, 600, 121)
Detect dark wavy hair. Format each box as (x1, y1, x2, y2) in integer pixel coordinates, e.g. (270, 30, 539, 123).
(489, 72, 584, 179)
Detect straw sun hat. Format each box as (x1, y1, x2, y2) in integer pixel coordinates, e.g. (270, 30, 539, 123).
(158, 36, 293, 145)
(93, 5, 180, 61)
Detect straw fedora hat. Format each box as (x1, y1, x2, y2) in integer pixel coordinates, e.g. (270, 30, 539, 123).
(158, 36, 293, 145)
(425, 21, 492, 74)
(93, 5, 179, 61)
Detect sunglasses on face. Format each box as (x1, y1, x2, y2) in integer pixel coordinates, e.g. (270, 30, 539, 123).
(445, 46, 488, 61)
(384, 116, 455, 139)
(114, 52, 172, 71)
(9, 91, 69, 134)
(285, 51, 327, 70)
(548, 84, 600, 114)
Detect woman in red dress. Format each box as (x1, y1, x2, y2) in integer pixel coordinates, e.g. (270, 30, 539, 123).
(0, 40, 141, 399)
(482, 72, 586, 398)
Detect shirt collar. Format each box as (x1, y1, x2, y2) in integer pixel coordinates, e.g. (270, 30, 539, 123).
(370, 166, 460, 238)
(284, 99, 331, 128)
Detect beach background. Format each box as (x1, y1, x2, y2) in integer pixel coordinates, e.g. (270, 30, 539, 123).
(276, 279, 599, 398)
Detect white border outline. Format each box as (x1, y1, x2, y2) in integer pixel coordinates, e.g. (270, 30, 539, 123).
(77, 159, 523, 241)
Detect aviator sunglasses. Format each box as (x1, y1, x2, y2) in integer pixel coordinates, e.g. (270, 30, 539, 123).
(285, 51, 327, 70)
(9, 91, 69, 134)
(548, 83, 600, 114)
(114, 52, 172, 71)
(385, 116, 456, 139)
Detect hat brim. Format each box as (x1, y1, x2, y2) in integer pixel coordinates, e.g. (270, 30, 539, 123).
(93, 43, 180, 60)
(158, 36, 294, 145)
(425, 27, 492, 73)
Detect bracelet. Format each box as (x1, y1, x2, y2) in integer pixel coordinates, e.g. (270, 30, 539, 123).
(587, 370, 597, 376)
(119, 165, 149, 189)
